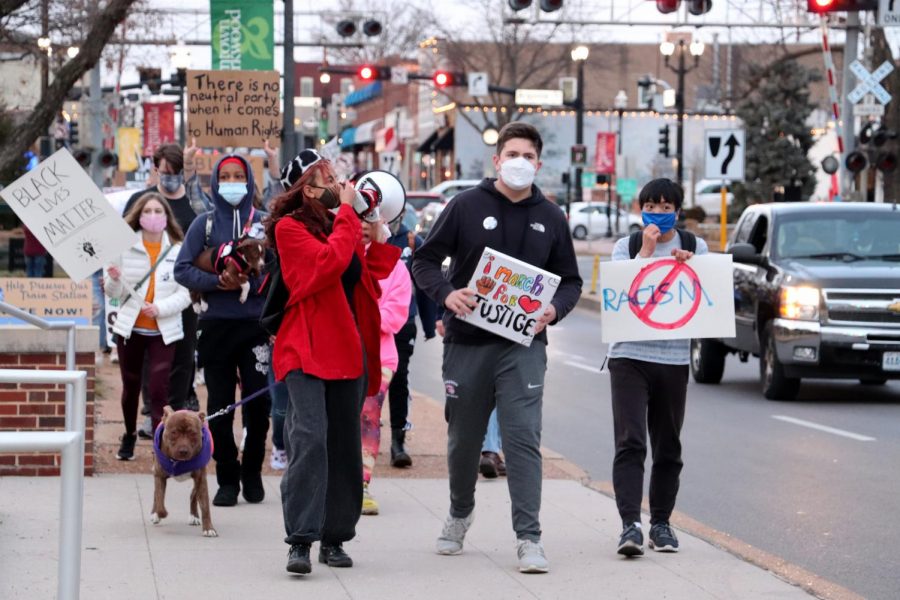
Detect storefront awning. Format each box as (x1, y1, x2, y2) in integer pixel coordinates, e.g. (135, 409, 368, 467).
(339, 127, 356, 150)
(434, 128, 454, 152)
(354, 119, 382, 145)
(416, 130, 439, 153)
(344, 82, 382, 107)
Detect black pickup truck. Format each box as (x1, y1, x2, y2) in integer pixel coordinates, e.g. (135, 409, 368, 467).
(691, 202, 900, 400)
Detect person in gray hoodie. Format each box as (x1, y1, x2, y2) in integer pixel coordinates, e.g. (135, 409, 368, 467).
(174, 154, 271, 507)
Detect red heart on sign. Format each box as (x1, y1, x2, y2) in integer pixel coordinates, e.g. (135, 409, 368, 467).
(518, 295, 542, 314)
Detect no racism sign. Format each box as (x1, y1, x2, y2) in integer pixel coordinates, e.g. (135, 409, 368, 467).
(599, 254, 735, 344)
(457, 247, 561, 347)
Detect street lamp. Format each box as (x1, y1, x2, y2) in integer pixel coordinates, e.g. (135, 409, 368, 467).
(571, 45, 589, 206)
(660, 38, 704, 187)
(66, 46, 79, 59)
(482, 127, 499, 146)
(613, 90, 628, 236)
(170, 46, 192, 145)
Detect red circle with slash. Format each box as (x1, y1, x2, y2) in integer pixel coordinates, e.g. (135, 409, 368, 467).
(627, 259, 702, 330)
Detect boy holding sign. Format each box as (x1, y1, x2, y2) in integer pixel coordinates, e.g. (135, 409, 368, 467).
(412, 122, 582, 573)
(607, 178, 708, 557)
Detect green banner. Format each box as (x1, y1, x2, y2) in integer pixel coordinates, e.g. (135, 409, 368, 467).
(210, 0, 274, 71)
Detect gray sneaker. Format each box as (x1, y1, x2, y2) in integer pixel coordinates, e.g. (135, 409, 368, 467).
(436, 512, 474, 555)
(516, 539, 550, 573)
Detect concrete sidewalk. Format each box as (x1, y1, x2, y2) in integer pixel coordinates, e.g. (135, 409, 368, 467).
(0, 474, 813, 600)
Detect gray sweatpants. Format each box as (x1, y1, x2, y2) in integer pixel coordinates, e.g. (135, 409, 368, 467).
(442, 340, 547, 541)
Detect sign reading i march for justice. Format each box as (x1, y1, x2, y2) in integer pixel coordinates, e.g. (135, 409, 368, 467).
(704, 129, 745, 182)
(0, 148, 137, 282)
(457, 248, 561, 347)
(599, 254, 735, 344)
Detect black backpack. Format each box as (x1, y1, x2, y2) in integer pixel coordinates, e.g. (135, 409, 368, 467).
(259, 253, 288, 337)
(628, 228, 697, 259)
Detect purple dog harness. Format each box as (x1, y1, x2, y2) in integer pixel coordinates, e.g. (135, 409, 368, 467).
(153, 416, 214, 480)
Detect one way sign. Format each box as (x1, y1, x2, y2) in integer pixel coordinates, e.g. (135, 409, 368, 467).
(704, 129, 745, 182)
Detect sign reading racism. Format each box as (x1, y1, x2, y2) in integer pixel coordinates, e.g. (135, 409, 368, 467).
(599, 254, 735, 343)
(186, 69, 281, 148)
(457, 248, 560, 347)
(0, 278, 92, 325)
(0, 148, 138, 282)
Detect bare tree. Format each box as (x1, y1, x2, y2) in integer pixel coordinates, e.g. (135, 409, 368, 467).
(0, 0, 139, 178)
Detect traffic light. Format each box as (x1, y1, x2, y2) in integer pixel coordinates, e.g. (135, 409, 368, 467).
(138, 67, 162, 93)
(873, 126, 897, 173)
(845, 149, 868, 174)
(688, 0, 712, 15)
(69, 120, 79, 146)
(433, 71, 465, 88)
(73, 149, 91, 168)
(362, 19, 382, 36)
(656, 0, 680, 13)
(336, 20, 357, 37)
(875, 152, 897, 173)
(658, 126, 670, 157)
(507, 0, 564, 11)
(806, 0, 877, 13)
(357, 65, 389, 82)
(98, 150, 118, 169)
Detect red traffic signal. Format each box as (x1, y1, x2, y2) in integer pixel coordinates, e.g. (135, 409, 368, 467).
(336, 20, 357, 37)
(876, 152, 897, 173)
(359, 65, 376, 81)
(845, 150, 868, 174)
(433, 71, 466, 88)
(656, 0, 681, 14)
(688, 0, 712, 15)
(806, 0, 877, 13)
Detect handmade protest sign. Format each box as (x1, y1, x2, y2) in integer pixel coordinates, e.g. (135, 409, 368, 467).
(187, 69, 281, 148)
(0, 148, 138, 282)
(0, 278, 92, 325)
(457, 248, 560, 347)
(599, 254, 735, 343)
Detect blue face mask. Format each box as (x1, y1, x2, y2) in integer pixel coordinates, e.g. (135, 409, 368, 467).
(642, 211, 677, 234)
(218, 182, 248, 206)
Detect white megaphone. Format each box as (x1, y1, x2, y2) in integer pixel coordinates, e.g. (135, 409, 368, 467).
(353, 170, 407, 224)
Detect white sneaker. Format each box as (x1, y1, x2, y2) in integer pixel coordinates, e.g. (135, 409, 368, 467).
(516, 539, 549, 573)
(109, 348, 119, 364)
(436, 512, 474, 555)
(269, 448, 287, 470)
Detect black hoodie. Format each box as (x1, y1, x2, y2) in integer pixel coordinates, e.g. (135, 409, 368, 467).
(412, 178, 582, 345)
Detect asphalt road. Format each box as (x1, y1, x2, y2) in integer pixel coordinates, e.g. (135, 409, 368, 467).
(408, 306, 900, 600)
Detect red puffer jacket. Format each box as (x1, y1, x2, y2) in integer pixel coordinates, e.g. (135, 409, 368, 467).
(272, 204, 400, 396)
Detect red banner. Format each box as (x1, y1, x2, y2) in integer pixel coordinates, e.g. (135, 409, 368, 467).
(143, 102, 176, 157)
(594, 132, 616, 175)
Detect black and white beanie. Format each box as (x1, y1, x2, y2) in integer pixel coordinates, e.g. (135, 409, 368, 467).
(279, 149, 325, 190)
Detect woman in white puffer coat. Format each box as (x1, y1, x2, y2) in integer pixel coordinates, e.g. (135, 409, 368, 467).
(104, 192, 191, 461)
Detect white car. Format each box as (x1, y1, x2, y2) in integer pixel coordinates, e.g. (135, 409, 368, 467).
(692, 180, 733, 218)
(568, 201, 642, 240)
(429, 179, 481, 198)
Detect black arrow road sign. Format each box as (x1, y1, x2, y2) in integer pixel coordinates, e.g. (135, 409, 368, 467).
(721, 134, 740, 175)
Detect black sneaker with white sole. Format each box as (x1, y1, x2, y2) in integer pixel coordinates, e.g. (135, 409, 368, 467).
(116, 433, 137, 461)
(649, 522, 679, 552)
(617, 522, 644, 557)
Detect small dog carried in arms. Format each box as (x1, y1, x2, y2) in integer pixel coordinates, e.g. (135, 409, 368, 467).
(151, 406, 217, 537)
(191, 236, 266, 312)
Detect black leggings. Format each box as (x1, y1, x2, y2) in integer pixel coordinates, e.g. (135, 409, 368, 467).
(388, 320, 417, 430)
(196, 319, 271, 487)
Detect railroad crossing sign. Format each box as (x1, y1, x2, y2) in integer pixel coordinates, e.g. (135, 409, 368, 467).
(704, 129, 745, 181)
(879, 0, 900, 27)
(847, 60, 894, 105)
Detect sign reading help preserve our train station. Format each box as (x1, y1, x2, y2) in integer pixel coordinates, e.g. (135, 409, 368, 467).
(457, 248, 560, 347)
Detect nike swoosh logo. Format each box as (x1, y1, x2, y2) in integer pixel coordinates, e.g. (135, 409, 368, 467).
(527, 383, 542, 389)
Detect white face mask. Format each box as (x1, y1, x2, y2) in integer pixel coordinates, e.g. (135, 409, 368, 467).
(499, 157, 536, 191)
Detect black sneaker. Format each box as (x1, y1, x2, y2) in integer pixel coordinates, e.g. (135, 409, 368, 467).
(116, 433, 137, 461)
(241, 472, 265, 504)
(649, 522, 679, 553)
(286, 544, 311, 575)
(617, 522, 644, 557)
(319, 543, 353, 567)
(212, 484, 240, 507)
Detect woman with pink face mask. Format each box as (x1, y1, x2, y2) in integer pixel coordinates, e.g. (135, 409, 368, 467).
(104, 193, 191, 461)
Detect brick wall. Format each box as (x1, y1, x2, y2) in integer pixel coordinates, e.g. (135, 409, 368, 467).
(0, 351, 95, 476)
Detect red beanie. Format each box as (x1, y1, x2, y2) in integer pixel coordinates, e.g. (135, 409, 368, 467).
(218, 157, 247, 175)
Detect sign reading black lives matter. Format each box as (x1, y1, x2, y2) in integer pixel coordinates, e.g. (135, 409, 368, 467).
(187, 69, 281, 148)
(457, 248, 560, 347)
(0, 148, 137, 282)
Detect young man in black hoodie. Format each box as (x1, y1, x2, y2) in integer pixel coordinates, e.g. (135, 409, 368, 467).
(412, 122, 582, 573)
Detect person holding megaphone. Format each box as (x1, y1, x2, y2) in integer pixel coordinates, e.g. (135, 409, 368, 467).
(266, 150, 401, 576)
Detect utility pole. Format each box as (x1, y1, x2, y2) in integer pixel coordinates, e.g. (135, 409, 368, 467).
(282, 0, 296, 163)
(89, 64, 105, 188)
(840, 12, 860, 200)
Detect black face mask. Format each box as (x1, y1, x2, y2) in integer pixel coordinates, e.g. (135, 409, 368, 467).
(310, 184, 340, 209)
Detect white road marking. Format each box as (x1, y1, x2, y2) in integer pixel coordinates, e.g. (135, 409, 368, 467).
(563, 360, 606, 375)
(555, 351, 588, 361)
(771, 415, 876, 442)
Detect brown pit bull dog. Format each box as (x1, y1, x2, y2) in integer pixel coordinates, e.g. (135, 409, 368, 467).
(151, 406, 217, 537)
(191, 236, 267, 312)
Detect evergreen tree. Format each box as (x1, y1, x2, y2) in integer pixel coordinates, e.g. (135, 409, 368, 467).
(732, 59, 821, 213)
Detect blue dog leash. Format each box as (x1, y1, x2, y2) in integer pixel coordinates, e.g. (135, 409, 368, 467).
(205, 382, 278, 422)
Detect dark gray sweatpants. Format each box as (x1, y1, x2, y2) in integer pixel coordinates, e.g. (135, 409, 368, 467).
(443, 340, 547, 542)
